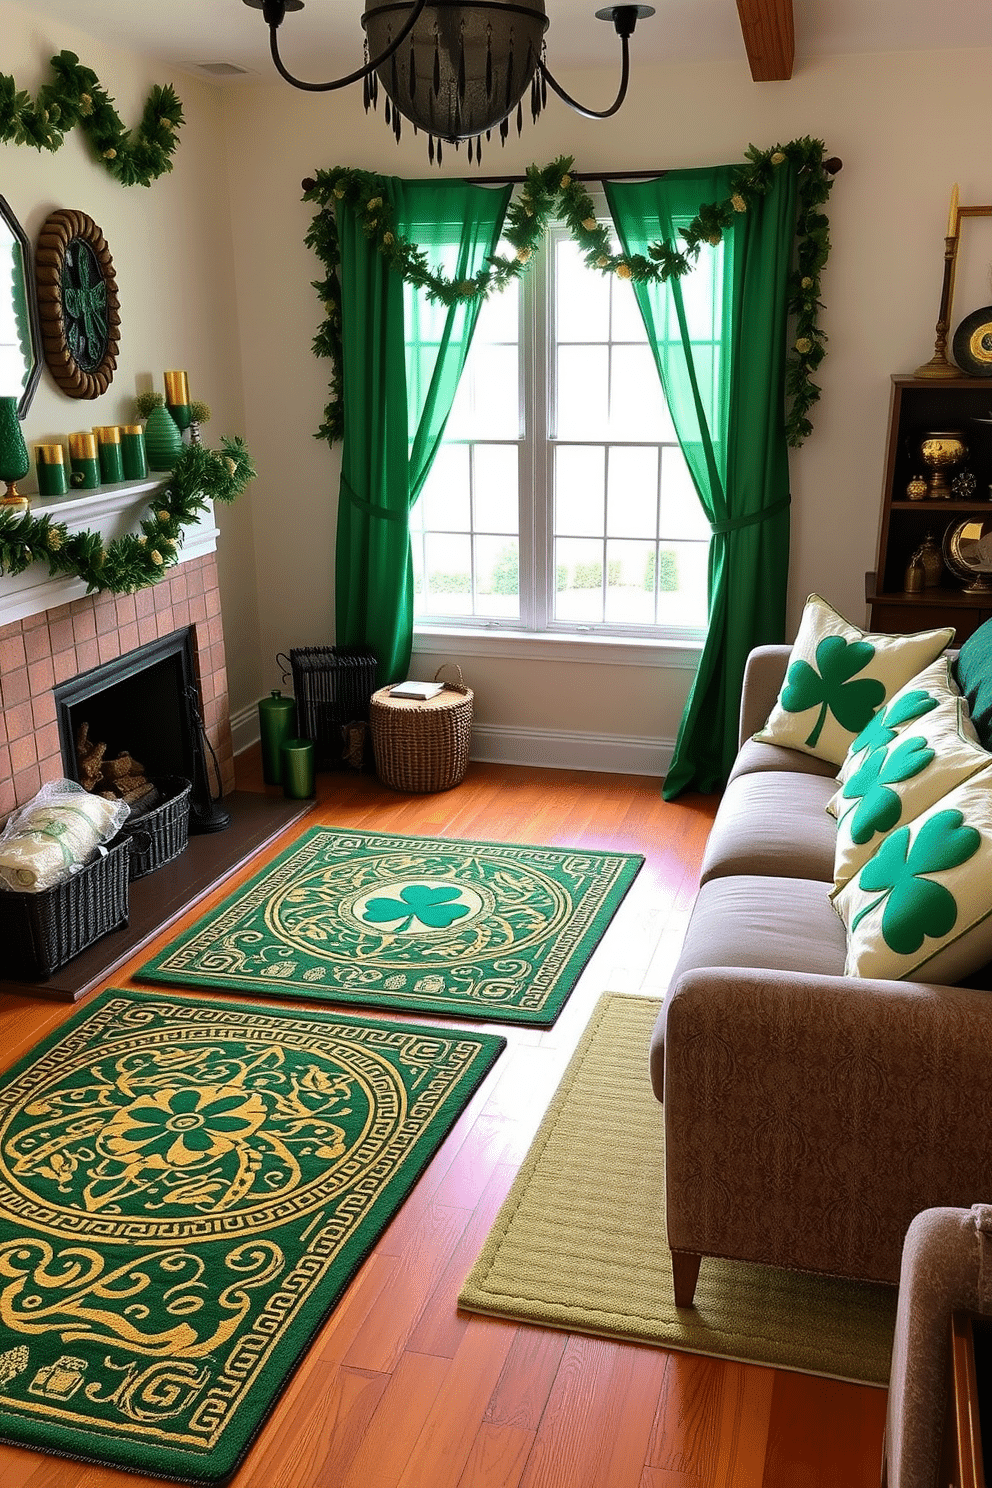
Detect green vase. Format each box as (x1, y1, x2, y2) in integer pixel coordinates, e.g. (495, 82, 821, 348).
(144, 405, 183, 471)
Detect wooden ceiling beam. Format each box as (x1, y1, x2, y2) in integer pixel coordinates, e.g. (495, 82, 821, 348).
(735, 0, 795, 82)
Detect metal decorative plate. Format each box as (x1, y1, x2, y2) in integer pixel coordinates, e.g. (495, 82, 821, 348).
(943, 516, 992, 592)
(952, 305, 992, 378)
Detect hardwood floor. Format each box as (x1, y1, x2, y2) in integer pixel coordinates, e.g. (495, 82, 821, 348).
(0, 758, 888, 1487)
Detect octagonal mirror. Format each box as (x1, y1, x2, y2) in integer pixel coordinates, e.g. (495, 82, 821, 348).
(0, 195, 41, 418)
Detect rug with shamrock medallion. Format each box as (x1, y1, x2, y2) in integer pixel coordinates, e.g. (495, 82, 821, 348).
(0, 989, 504, 1483)
(138, 828, 644, 1026)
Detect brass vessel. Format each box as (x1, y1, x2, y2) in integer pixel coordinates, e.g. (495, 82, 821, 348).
(920, 431, 968, 498)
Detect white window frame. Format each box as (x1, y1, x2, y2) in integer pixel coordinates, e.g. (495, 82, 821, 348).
(412, 194, 710, 663)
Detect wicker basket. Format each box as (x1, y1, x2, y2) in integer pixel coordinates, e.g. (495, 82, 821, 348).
(370, 666, 474, 793)
(0, 838, 130, 980)
(114, 776, 192, 880)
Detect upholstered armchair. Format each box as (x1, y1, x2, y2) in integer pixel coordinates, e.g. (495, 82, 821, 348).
(884, 1204, 992, 1488)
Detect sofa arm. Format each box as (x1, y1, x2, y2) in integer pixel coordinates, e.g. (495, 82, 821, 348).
(663, 966, 992, 1285)
(737, 645, 792, 748)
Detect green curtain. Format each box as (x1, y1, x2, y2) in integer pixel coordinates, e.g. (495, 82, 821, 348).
(605, 163, 798, 798)
(335, 178, 511, 681)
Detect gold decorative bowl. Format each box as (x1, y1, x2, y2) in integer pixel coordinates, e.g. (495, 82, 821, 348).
(920, 431, 968, 498)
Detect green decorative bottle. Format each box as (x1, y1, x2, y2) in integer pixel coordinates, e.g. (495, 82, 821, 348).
(143, 404, 183, 471)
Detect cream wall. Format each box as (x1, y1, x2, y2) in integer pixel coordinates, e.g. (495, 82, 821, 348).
(0, 1, 260, 714)
(219, 40, 992, 773)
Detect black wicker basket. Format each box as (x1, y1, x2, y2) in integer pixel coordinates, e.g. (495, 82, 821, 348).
(279, 647, 378, 768)
(0, 838, 130, 980)
(115, 776, 192, 880)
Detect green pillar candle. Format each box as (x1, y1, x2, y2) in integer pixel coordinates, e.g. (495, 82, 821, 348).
(121, 424, 147, 479)
(35, 443, 68, 496)
(94, 426, 124, 484)
(68, 431, 100, 489)
(257, 690, 296, 785)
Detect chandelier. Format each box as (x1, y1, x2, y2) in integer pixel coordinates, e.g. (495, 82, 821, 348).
(244, 0, 655, 164)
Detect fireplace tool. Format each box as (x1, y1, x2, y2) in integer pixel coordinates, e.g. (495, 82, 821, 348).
(184, 683, 231, 833)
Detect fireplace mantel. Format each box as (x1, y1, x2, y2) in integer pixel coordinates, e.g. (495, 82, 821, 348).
(0, 477, 219, 627)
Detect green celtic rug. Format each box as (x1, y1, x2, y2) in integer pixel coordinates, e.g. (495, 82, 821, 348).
(138, 828, 643, 1026)
(0, 989, 504, 1482)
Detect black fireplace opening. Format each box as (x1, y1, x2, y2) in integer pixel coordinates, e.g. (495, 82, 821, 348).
(54, 628, 224, 832)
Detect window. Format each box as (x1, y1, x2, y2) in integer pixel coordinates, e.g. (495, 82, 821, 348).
(408, 204, 712, 640)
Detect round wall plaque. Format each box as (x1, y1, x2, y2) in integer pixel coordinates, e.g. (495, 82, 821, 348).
(34, 209, 120, 399)
(952, 305, 992, 378)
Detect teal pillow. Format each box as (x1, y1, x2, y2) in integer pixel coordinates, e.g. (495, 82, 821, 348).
(955, 617, 992, 750)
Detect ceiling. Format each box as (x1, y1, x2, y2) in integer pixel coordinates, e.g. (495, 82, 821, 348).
(17, 1, 992, 86)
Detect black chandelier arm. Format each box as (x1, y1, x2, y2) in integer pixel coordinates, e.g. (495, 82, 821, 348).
(538, 37, 630, 121)
(264, 0, 429, 94)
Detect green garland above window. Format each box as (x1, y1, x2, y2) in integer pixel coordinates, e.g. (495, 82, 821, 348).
(304, 137, 834, 449)
(0, 51, 183, 187)
(0, 437, 254, 595)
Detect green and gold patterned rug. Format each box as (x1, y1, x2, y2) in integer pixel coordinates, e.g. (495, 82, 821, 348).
(138, 828, 643, 1025)
(0, 989, 504, 1482)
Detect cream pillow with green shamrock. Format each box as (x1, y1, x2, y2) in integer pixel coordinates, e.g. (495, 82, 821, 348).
(834, 772, 992, 984)
(831, 656, 960, 805)
(755, 595, 954, 766)
(829, 695, 992, 891)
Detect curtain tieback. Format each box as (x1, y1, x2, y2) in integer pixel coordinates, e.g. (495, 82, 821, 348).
(340, 476, 408, 524)
(710, 494, 791, 536)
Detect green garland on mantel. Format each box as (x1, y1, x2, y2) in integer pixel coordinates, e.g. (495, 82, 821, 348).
(304, 137, 835, 449)
(0, 50, 183, 187)
(0, 438, 255, 595)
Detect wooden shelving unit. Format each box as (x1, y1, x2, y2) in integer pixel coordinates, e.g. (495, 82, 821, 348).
(868, 374, 992, 642)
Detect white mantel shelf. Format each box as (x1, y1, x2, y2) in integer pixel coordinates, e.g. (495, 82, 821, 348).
(0, 477, 219, 627)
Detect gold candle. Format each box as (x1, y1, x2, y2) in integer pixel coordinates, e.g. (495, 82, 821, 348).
(946, 183, 959, 239)
(164, 370, 190, 406)
(69, 431, 97, 459)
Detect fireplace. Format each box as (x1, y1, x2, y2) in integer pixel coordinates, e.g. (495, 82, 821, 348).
(0, 553, 235, 823)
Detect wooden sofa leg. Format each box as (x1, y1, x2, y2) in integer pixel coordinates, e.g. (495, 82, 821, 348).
(672, 1250, 702, 1307)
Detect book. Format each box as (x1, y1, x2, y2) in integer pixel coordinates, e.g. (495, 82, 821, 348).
(389, 679, 444, 700)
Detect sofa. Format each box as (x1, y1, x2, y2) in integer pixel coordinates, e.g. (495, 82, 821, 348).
(650, 621, 992, 1310)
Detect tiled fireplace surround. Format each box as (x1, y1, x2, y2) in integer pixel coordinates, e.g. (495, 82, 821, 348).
(0, 552, 235, 823)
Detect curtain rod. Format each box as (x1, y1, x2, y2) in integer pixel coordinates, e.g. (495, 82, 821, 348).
(303, 158, 842, 191)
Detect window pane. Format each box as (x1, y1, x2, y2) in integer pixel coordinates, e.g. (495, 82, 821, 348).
(607, 447, 658, 538)
(477, 277, 519, 342)
(423, 533, 473, 615)
(609, 346, 673, 439)
(605, 539, 658, 624)
(554, 537, 605, 623)
(610, 277, 646, 342)
(448, 342, 520, 439)
(660, 445, 709, 539)
(655, 540, 709, 627)
(555, 446, 605, 537)
(420, 445, 470, 532)
(556, 345, 609, 439)
(475, 535, 519, 617)
(473, 445, 518, 534)
(556, 239, 610, 343)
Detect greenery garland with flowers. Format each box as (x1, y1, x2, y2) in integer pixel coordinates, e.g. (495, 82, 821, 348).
(0, 50, 183, 187)
(0, 437, 254, 595)
(304, 136, 834, 449)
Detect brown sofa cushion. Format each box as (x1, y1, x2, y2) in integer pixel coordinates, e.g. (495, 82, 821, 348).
(650, 874, 846, 1099)
(699, 770, 838, 885)
(728, 736, 840, 783)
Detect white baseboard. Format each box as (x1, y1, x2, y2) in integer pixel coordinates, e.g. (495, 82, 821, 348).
(231, 701, 261, 758)
(231, 702, 672, 777)
(468, 724, 672, 776)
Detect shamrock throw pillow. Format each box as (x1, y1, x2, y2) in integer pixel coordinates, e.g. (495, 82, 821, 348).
(755, 595, 954, 766)
(831, 656, 959, 805)
(834, 772, 992, 983)
(828, 692, 992, 892)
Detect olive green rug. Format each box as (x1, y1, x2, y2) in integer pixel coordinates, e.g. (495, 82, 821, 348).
(459, 992, 897, 1386)
(138, 827, 643, 1026)
(0, 989, 504, 1483)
